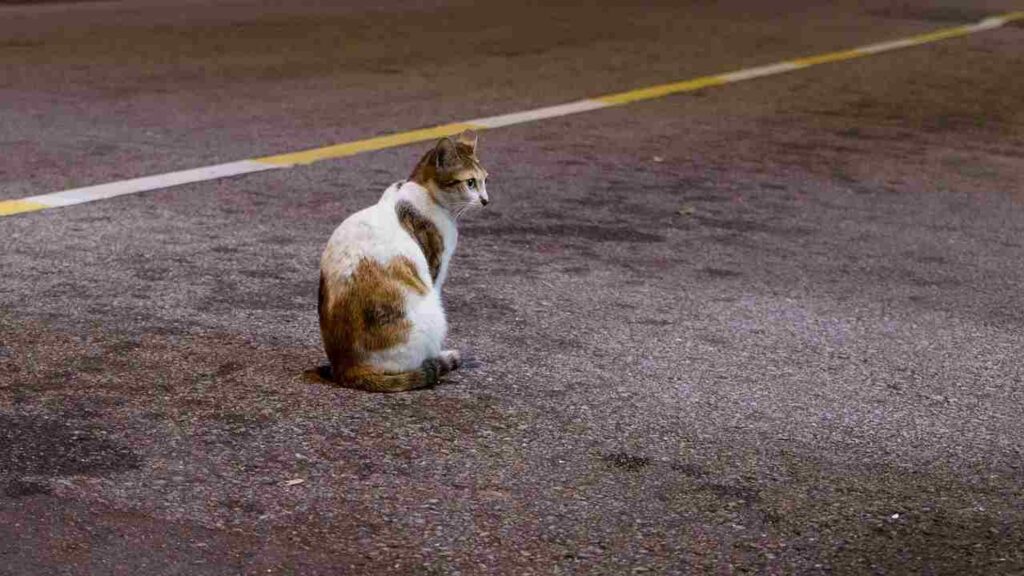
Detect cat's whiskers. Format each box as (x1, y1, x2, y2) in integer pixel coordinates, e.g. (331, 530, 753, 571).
(453, 200, 477, 221)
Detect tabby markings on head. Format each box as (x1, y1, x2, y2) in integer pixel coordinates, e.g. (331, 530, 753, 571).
(396, 201, 444, 282)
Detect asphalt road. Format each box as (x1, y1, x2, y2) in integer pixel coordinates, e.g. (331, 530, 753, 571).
(2, 1, 1023, 574)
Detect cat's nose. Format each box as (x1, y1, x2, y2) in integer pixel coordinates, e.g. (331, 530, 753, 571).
(480, 197, 489, 206)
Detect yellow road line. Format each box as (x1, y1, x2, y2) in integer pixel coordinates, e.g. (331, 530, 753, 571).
(0, 199, 48, 216)
(256, 122, 481, 167)
(3, 11, 1020, 218)
(594, 76, 729, 106)
(905, 25, 975, 44)
(790, 48, 868, 68)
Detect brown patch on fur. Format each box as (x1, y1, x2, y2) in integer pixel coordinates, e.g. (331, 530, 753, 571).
(304, 357, 457, 393)
(339, 362, 437, 393)
(396, 201, 444, 282)
(319, 256, 430, 382)
(389, 255, 429, 295)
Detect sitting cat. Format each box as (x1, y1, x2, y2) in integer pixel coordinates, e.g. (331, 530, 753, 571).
(317, 131, 489, 392)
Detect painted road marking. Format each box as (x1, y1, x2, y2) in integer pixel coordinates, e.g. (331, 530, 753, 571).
(466, 100, 610, 129)
(16, 161, 277, 210)
(256, 123, 479, 167)
(2, 11, 1022, 218)
(0, 199, 48, 216)
(717, 62, 805, 83)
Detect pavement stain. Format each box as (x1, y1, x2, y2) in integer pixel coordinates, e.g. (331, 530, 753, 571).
(654, 444, 1024, 572)
(0, 315, 522, 493)
(3, 477, 53, 498)
(0, 315, 312, 422)
(601, 452, 651, 472)
(701, 267, 744, 279)
(748, 447, 1024, 569)
(0, 412, 141, 478)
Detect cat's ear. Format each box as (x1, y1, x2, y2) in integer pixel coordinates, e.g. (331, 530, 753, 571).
(434, 137, 460, 170)
(456, 130, 478, 153)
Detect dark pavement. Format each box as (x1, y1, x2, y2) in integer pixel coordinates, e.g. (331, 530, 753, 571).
(2, 1, 1023, 574)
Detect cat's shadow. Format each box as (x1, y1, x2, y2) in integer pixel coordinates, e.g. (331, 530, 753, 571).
(301, 356, 480, 391)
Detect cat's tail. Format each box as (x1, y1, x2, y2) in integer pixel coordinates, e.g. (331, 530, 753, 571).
(307, 352, 461, 393)
(343, 361, 441, 393)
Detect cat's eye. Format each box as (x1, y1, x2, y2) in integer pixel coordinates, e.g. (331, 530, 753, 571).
(466, 178, 477, 189)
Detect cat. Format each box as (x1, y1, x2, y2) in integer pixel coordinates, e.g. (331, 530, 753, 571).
(316, 131, 489, 392)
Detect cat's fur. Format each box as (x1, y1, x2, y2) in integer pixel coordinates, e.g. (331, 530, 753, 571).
(317, 131, 489, 392)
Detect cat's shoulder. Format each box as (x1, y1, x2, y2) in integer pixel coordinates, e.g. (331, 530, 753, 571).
(379, 179, 406, 203)
(333, 183, 405, 235)
(322, 183, 411, 270)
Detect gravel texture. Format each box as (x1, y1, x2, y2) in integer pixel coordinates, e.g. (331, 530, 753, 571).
(1, 1, 1023, 573)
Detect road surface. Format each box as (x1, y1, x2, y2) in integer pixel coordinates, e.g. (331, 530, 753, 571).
(1, 1, 1023, 573)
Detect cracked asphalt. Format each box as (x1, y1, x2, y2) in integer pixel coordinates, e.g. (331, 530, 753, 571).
(1, 1, 1023, 574)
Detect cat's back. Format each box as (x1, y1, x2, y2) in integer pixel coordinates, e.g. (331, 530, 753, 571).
(321, 192, 417, 280)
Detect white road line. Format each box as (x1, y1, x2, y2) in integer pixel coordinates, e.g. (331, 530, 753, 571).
(974, 16, 1011, 30)
(855, 38, 921, 55)
(718, 62, 806, 83)
(467, 100, 610, 129)
(21, 161, 275, 209)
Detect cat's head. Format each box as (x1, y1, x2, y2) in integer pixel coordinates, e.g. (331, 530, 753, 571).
(410, 131, 489, 214)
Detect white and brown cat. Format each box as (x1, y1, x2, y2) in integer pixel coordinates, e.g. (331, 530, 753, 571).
(316, 131, 489, 392)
